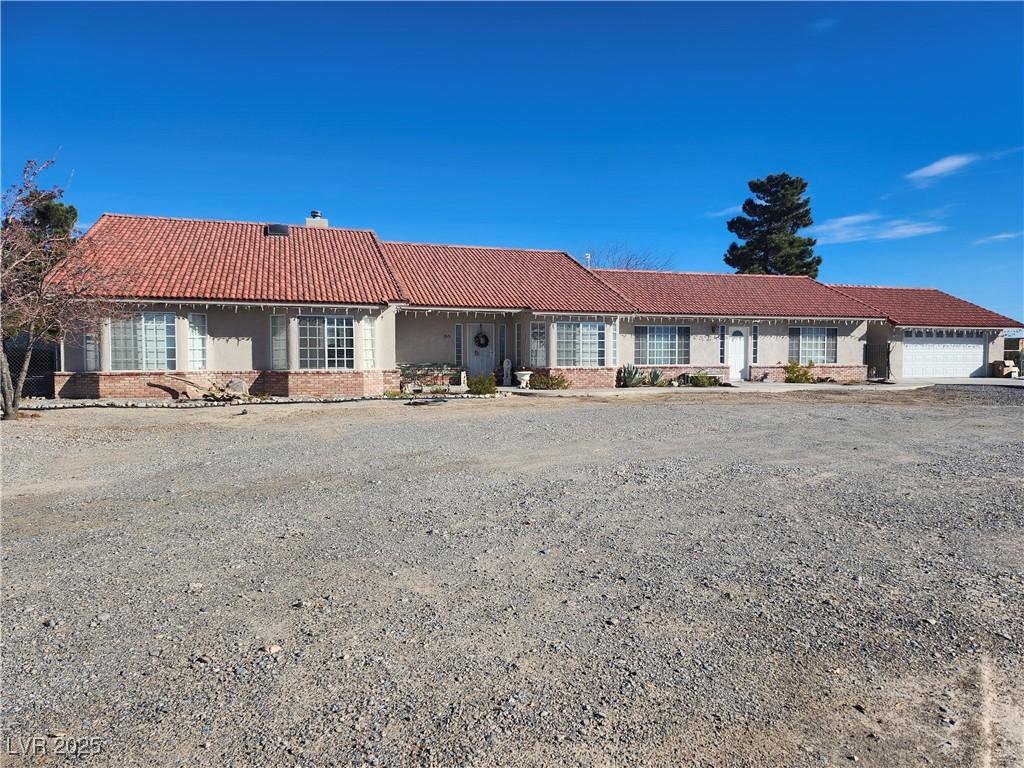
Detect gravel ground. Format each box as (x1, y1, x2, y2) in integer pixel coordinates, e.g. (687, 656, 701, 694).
(2, 385, 1022, 767)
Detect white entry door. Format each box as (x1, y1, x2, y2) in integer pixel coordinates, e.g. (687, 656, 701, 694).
(466, 323, 496, 377)
(728, 328, 748, 380)
(903, 336, 985, 378)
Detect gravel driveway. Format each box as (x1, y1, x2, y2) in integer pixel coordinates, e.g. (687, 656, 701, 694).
(2, 386, 1022, 767)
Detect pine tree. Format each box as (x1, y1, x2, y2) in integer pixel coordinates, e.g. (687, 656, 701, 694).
(723, 173, 820, 277)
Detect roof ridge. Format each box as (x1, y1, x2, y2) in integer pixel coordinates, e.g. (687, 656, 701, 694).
(382, 239, 567, 254)
(828, 282, 939, 291)
(592, 268, 813, 279)
(95, 212, 378, 234)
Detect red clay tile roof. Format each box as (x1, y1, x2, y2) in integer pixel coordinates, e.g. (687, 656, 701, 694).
(77, 214, 405, 305)
(829, 285, 1024, 328)
(381, 241, 635, 313)
(594, 269, 883, 318)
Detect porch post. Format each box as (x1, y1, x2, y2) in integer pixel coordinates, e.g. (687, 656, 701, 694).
(287, 316, 300, 370)
(546, 319, 557, 368)
(100, 318, 112, 372)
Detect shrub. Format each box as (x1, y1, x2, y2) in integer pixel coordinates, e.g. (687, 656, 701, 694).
(616, 364, 645, 388)
(688, 372, 720, 388)
(783, 361, 815, 383)
(646, 368, 664, 386)
(529, 373, 569, 390)
(383, 389, 405, 398)
(466, 373, 497, 395)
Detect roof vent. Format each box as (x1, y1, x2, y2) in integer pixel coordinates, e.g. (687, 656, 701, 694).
(265, 223, 290, 237)
(305, 210, 328, 229)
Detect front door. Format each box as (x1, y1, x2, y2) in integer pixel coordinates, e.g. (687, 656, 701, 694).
(728, 328, 748, 380)
(466, 323, 496, 377)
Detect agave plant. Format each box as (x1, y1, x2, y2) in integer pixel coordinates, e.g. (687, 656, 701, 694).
(646, 368, 664, 386)
(616, 364, 645, 388)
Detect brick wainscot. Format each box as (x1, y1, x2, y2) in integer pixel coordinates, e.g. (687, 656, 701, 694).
(748, 364, 868, 383)
(54, 370, 401, 399)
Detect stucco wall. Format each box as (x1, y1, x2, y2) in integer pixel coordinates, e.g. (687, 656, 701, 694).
(395, 312, 516, 368)
(61, 304, 393, 373)
(618, 319, 869, 370)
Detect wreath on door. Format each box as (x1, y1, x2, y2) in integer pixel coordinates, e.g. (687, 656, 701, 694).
(474, 331, 490, 348)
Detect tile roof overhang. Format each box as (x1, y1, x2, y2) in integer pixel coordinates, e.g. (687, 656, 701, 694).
(380, 241, 635, 314)
(74, 214, 406, 306)
(828, 285, 1024, 328)
(594, 269, 885, 320)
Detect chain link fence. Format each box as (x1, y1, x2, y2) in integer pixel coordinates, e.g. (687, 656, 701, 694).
(3, 336, 59, 398)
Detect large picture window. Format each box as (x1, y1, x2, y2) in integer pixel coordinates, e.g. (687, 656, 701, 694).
(110, 312, 177, 371)
(789, 327, 838, 364)
(634, 326, 690, 365)
(298, 316, 354, 369)
(555, 322, 605, 367)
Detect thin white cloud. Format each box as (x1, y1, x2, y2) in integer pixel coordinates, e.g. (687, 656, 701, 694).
(701, 205, 742, 218)
(972, 231, 1023, 246)
(905, 154, 980, 187)
(810, 212, 946, 245)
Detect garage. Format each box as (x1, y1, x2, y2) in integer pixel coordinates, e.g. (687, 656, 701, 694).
(902, 330, 986, 378)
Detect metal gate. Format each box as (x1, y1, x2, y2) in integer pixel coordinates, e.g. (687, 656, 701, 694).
(3, 337, 58, 398)
(863, 343, 890, 380)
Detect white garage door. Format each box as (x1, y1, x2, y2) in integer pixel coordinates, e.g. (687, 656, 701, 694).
(903, 335, 985, 378)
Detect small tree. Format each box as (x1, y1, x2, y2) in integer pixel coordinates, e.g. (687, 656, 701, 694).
(1, 160, 120, 419)
(582, 244, 668, 271)
(723, 173, 821, 277)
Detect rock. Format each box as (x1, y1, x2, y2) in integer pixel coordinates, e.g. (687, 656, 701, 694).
(224, 378, 249, 395)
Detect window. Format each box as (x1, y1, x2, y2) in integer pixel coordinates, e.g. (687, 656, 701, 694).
(111, 312, 176, 371)
(497, 325, 506, 364)
(454, 324, 464, 367)
(84, 332, 100, 372)
(634, 326, 690, 365)
(556, 322, 605, 367)
(751, 324, 758, 364)
(719, 325, 726, 364)
(188, 313, 207, 370)
(608, 320, 619, 367)
(529, 322, 547, 367)
(298, 316, 353, 369)
(788, 327, 838, 364)
(270, 316, 289, 370)
(362, 317, 376, 369)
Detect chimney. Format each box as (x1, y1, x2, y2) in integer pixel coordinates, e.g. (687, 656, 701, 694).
(305, 209, 328, 228)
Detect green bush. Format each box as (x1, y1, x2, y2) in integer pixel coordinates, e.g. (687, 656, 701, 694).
(429, 385, 449, 394)
(466, 373, 497, 395)
(383, 389, 405, 398)
(783, 361, 815, 383)
(646, 368, 664, 386)
(528, 373, 569, 390)
(616, 364, 645, 388)
(688, 372, 720, 388)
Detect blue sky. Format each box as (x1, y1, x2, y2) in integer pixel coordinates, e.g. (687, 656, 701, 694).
(3, 2, 1022, 319)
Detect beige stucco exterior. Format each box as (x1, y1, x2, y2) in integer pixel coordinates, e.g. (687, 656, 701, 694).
(866, 322, 1004, 379)
(61, 303, 395, 374)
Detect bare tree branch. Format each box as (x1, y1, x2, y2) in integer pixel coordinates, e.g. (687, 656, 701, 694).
(579, 243, 670, 271)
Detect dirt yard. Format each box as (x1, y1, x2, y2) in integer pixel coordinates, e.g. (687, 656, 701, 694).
(2, 386, 1022, 767)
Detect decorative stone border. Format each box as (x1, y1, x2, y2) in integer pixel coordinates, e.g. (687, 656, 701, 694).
(19, 392, 509, 411)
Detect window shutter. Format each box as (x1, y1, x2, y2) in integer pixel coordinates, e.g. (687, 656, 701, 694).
(679, 327, 690, 365)
(751, 324, 758, 364)
(788, 328, 801, 362)
(826, 328, 838, 364)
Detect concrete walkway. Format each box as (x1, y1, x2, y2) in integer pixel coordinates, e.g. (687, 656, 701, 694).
(504, 377, 1022, 398)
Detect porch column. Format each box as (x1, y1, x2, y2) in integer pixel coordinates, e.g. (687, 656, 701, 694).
(287, 316, 300, 370)
(100, 318, 112, 372)
(353, 315, 367, 371)
(546, 319, 557, 367)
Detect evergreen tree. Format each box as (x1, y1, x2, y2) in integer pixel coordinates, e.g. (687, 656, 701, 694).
(723, 173, 820, 277)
